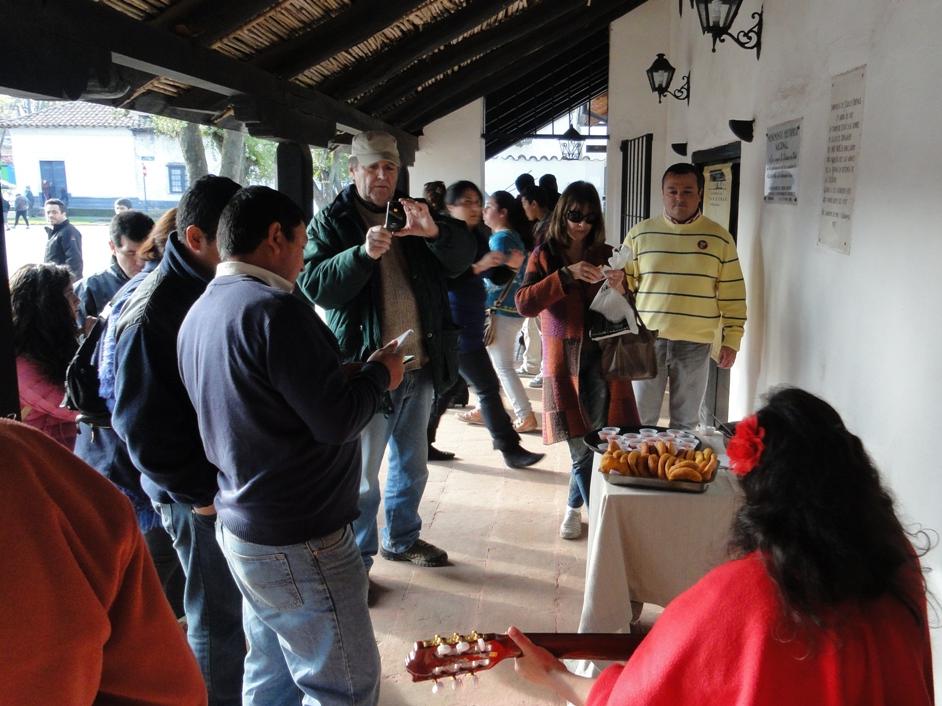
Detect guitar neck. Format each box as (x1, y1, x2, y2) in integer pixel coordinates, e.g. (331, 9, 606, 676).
(522, 632, 644, 661)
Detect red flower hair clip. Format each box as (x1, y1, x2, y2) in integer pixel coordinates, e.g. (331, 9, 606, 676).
(727, 415, 765, 477)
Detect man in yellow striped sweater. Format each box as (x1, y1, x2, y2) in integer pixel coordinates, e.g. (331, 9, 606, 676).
(623, 163, 747, 429)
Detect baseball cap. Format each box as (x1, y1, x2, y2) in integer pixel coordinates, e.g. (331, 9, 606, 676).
(350, 131, 400, 167)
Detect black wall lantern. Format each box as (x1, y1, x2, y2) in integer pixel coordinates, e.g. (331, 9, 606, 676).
(646, 54, 690, 105)
(694, 0, 763, 60)
(559, 124, 585, 160)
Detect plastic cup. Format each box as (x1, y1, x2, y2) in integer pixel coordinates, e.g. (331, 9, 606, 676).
(599, 427, 620, 441)
(621, 433, 642, 442)
(639, 428, 658, 437)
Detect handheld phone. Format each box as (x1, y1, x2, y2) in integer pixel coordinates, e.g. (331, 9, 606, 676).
(402, 354, 416, 364)
(385, 200, 408, 232)
(393, 329, 414, 350)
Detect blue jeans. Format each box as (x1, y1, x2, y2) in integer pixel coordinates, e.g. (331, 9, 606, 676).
(156, 502, 245, 706)
(632, 339, 712, 429)
(356, 367, 434, 570)
(566, 344, 610, 509)
(216, 524, 380, 706)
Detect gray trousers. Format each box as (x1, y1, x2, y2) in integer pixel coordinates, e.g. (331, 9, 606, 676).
(632, 339, 711, 430)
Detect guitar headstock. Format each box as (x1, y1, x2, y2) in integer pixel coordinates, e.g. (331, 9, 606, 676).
(405, 630, 518, 691)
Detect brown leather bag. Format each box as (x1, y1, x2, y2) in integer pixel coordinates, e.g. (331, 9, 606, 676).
(598, 291, 658, 381)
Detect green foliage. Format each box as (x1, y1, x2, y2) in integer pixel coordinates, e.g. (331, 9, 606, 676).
(244, 136, 276, 184)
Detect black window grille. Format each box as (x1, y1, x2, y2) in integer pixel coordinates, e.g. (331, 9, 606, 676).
(620, 134, 653, 235)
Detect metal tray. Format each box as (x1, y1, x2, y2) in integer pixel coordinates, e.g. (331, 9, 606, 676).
(602, 471, 712, 494)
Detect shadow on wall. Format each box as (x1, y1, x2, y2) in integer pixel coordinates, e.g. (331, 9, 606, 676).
(743, 209, 766, 410)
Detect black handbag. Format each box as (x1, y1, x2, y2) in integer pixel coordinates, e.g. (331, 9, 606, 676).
(595, 291, 658, 381)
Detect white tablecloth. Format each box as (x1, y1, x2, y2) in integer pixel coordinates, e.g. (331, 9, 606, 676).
(577, 453, 742, 636)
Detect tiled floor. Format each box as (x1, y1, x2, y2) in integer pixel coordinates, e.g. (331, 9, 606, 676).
(369, 385, 591, 705)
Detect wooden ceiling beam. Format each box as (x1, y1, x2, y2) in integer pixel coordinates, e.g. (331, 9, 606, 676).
(356, 1, 584, 115)
(255, 0, 429, 78)
(151, 0, 277, 44)
(384, 0, 639, 127)
(9, 0, 417, 158)
(316, 0, 512, 101)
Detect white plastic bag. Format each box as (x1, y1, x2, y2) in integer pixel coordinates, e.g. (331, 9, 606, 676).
(589, 245, 638, 335)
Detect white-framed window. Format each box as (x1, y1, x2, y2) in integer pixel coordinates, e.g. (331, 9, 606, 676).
(168, 164, 188, 194)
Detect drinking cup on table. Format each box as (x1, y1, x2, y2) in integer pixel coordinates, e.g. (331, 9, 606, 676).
(622, 433, 642, 442)
(668, 428, 689, 438)
(599, 427, 620, 441)
(639, 428, 658, 437)
(656, 432, 675, 442)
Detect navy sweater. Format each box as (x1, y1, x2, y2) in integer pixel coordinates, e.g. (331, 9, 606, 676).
(177, 274, 389, 546)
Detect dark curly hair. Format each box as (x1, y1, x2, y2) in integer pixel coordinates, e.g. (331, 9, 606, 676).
(729, 387, 930, 629)
(10, 263, 79, 382)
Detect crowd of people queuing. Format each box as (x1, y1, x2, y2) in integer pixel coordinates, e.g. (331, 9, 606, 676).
(4, 130, 934, 705)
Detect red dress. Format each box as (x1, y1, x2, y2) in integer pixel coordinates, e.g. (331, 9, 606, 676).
(16, 356, 78, 450)
(587, 552, 934, 706)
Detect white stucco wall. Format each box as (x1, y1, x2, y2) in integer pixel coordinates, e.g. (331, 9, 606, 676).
(9, 126, 219, 206)
(10, 127, 138, 199)
(410, 99, 485, 196)
(611, 0, 942, 681)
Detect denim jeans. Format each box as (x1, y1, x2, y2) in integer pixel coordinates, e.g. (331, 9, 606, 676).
(156, 502, 245, 706)
(216, 524, 380, 706)
(356, 367, 434, 570)
(428, 347, 519, 451)
(486, 314, 533, 419)
(143, 524, 185, 618)
(566, 344, 610, 509)
(522, 316, 542, 373)
(632, 339, 712, 430)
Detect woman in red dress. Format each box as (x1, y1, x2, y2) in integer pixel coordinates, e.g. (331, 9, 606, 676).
(508, 387, 934, 705)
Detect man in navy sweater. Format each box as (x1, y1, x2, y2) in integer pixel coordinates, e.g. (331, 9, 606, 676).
(178, 186, 403, 706)
(111, 175, 245, 706)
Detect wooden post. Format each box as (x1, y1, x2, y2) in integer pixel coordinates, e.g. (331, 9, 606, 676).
(276, 142, 314, 223)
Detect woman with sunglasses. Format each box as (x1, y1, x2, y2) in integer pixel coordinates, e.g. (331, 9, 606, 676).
(425, 181, 544, 470)
(480, 190, 539, 434)
(506, 387, 934, 705)
(516, 181, 640, 539)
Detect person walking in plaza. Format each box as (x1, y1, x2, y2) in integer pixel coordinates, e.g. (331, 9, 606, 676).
(516, 182, 640, 540)
(43, 198, 83, 280)
(427, 180, 544, 468)
(12, 193, 29, 228)
(299, 131, 475, 571)
(624, 163, 747, 430)
(507, 387, 934, 706)
(481, 190, 538, 434)
(111, 176, 245, 706)
(179, 186, 403, 706)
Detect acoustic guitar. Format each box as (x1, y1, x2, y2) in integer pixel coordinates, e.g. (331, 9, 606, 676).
(405, 630, 644, 692)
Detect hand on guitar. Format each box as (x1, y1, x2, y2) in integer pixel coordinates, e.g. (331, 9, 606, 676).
(507, 626, 594, 706)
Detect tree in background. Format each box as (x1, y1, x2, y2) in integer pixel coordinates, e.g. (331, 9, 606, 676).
(311, 144, 350, 213)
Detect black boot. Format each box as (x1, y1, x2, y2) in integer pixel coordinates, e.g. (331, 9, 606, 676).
(502, 445, 545, 469)
(428, 445, 456, 461)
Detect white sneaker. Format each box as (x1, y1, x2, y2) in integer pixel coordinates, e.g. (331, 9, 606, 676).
(559, 507, 582, 540)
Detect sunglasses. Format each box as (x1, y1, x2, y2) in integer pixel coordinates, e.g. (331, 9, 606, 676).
(565, 209, 599, 225)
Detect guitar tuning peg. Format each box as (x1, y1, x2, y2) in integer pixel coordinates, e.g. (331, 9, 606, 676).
(451, 676, 460, 690)
(431, 680, 441, 695)
(470, 673, 480, 687)
(477, 638, 487, 652)
(455, 640, 470, 654)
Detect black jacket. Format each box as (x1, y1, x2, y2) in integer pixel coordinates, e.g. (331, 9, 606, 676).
(111, 232, 217, 507)
(45, 219, 84, 280)
(74, 257, 130, 319)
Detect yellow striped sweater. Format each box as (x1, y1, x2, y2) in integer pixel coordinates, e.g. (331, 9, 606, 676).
(623, 214, 746, 350)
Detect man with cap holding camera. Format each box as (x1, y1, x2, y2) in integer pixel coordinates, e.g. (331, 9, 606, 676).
(299, 131, 474, 576)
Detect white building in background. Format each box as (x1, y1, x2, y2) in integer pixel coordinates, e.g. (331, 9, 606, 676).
(0, 101, 218, 212)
